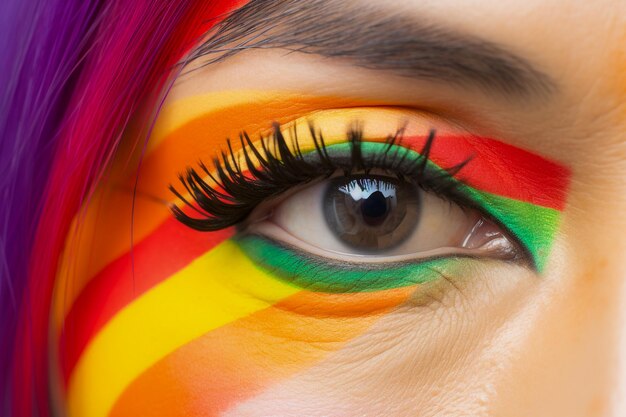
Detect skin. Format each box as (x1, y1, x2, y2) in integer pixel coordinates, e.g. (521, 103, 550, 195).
(52, 1, 626, 416)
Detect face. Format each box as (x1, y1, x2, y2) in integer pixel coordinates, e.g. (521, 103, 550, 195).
(52, 1, 626, 416)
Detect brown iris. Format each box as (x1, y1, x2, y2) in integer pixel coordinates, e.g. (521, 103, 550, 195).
(323, 175, 421, 251)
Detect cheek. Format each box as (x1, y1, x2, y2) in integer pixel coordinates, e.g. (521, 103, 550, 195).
(491, 259, 623, 416)
(219, 263, 537, 417)
(107, 288, 412, 417)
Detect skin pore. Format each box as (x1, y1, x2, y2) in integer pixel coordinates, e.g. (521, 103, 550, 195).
(53, 1, 626, 416)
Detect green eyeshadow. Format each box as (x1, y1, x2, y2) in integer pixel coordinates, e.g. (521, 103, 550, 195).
(459, 187, 559, 271)
(235, 235, 457, 293)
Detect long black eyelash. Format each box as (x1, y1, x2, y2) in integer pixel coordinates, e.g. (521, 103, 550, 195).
(169, 123, 470, 231)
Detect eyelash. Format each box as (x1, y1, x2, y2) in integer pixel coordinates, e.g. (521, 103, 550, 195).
(169, 122, 472, 231)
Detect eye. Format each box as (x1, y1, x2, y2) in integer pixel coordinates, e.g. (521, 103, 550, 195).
(170, 107, 565, 276)
(244, 173, 521, 262)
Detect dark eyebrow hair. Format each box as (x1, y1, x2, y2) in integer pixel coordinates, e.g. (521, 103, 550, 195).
(186, 0, 556, 98)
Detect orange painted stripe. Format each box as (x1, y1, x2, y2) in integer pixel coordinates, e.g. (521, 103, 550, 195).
(65, 240, 301, 417)
(108, 287, 415, 417)
(135, 95, 366, 200)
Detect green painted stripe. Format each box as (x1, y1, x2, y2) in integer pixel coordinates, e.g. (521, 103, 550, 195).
(234, 141, 561, 292)
(235, 235, 456, 293)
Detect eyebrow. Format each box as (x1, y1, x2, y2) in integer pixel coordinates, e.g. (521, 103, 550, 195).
(185, 0, 556, 99)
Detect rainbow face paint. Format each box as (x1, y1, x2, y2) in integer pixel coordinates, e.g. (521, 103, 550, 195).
(54, 93, 571, 417)
(227, 138, 564, 273)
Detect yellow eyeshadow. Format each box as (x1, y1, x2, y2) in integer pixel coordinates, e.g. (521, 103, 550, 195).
(279, 107, 461, 146)
(136, 92, 371, 200)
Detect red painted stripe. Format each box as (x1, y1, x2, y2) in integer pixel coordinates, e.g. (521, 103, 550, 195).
(403, 134, 570, 210)
(59, 217, 232, 386)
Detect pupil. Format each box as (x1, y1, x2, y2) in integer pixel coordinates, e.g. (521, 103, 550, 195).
(361, 191, 389, 226)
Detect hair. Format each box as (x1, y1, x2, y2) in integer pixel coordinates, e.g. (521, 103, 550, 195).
(0, 0, 246, 415)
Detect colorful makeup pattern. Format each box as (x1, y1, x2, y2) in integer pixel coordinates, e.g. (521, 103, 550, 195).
(55, 94, 571, 417)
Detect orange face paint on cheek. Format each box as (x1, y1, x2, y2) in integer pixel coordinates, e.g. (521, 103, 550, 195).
(62, 233, 417, 417)
(108, 288, 416, 417)
(64, 239, 294, 417)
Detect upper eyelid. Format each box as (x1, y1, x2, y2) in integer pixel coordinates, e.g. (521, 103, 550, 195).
(138, 95, 472, 206)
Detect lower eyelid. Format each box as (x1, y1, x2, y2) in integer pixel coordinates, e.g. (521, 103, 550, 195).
(235, 234, 475, 294)
(245, 221, 514, 265)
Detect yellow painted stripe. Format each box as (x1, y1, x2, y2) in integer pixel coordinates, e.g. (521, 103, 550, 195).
(66, 239, 300, 417)
(147, 91, 364, 152)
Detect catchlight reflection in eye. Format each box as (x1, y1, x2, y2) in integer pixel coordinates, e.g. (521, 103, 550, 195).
(328, 175, 421, 251)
